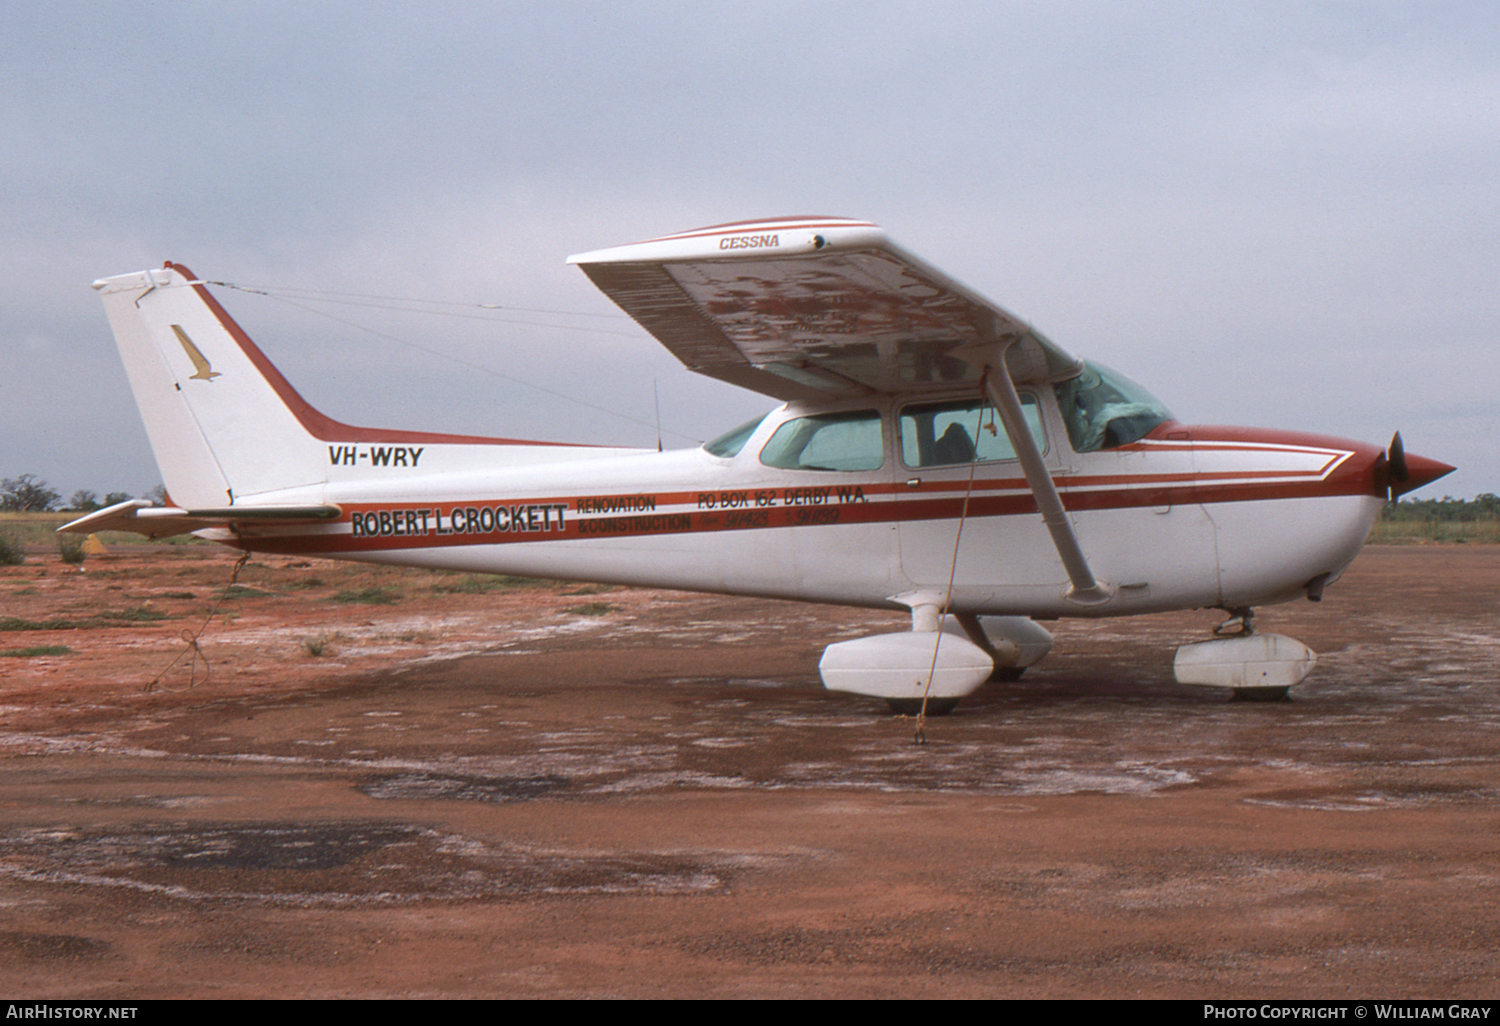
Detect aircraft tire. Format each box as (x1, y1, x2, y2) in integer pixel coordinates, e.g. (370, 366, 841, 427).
(991, 666, 1026, 682)
(886, 697, 960, 716)
(1230, 686, 1292, 703)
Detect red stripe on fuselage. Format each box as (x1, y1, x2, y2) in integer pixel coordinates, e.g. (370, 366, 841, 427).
(227, 460, 1377, 557)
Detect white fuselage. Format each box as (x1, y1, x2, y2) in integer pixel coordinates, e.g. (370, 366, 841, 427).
(229, 389, 1386, 619)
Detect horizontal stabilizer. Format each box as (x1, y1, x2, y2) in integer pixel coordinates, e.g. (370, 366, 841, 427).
(58, 499, 341, 540)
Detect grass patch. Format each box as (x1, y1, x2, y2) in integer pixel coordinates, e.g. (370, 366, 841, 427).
(430, 574, 540, 594)
(0, 618, 83, 632)
(301, 631, 352, 656)
(0, 512, 201, 547)
(215, 585, 273, 600)
(1373, 497, 1500, 545)
(1368, 520, 1500, 545)
(561, 583, 616, 596)
(301, 634, 333, 657)
(564, 602, 617, 617)
(1, 645, 72, 658)
(104, 606, 169, 622)
(0, 607, 168, 632)
(332, 586, 402, 605)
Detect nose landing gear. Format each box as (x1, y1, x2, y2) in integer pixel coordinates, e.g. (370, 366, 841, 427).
(1173, 606, 1316, 702)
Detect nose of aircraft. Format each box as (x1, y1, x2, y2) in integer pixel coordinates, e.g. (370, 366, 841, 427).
(1384, 432, 1455, 499)
(1396, 452, 1456, 497)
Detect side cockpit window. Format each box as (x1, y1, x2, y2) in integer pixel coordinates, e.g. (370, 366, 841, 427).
(1053, 362, 1173, 453)
(759, 410, 884, 472)
(899, 394, 1045, 468)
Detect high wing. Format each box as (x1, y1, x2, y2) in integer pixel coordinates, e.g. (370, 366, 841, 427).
(576, 216, 1111, 606)
(58, 499, 342, 541)
(568, 217, 1082, 401)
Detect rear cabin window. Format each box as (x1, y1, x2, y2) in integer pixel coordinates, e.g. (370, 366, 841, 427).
(759, 410, 884, 472)
(899, 394, 1045, 468)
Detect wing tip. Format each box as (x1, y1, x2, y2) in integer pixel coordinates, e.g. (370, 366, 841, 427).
(568, 216, 885, 265)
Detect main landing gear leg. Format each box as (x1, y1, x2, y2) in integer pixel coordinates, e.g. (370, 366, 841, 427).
(1214, 606, 1255, 638)
(951, 613, 1054, 682)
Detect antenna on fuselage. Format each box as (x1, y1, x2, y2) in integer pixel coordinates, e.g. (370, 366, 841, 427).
(653, 379, 663, 453)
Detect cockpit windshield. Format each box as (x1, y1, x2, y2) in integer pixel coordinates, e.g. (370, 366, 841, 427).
(703, 413, 769, 458)
(1053, 362, 1173, 452)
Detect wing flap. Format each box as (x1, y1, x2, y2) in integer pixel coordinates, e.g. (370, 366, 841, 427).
(570, 216, 1081, 400)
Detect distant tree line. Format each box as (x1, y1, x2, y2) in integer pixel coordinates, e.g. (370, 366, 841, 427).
(1, 474, 164, 512)
(1381, 494, 1500, 522)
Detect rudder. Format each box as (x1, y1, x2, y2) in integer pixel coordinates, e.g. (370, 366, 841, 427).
(94, 264, 326, 506)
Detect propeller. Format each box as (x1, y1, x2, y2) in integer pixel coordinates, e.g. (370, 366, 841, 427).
(1382, 431, 1455, 501)
(1387, 431, 1409, 500)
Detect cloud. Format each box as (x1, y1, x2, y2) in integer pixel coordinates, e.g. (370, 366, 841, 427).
(4, 1, 1495, 497)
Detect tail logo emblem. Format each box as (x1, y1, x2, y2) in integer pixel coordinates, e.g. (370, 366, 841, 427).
(171, 325, 221, 381)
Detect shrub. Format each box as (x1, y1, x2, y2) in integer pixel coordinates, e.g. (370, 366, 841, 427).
(57, 535, 86, 565)
(0, 534, 22, 567)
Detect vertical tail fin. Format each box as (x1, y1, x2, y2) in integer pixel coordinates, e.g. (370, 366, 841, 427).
(93, 264, 326, 506)
(93, 263, 628, 508)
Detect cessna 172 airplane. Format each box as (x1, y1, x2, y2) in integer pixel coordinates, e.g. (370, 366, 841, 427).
(63, 216, 1452, 712)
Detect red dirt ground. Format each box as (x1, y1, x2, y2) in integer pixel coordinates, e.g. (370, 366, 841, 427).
(0, 544, 1497, 998)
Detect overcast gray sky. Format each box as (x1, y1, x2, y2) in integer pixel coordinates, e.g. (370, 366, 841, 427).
(4, 1, 1495, 502)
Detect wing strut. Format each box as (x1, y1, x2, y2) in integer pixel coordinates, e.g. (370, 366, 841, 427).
(972, 347, 1115, 607)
